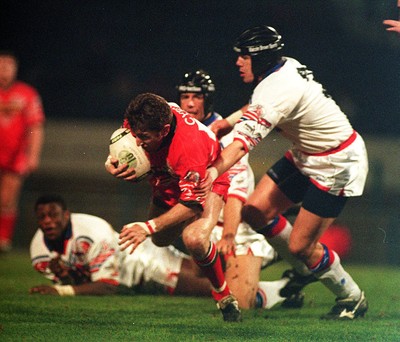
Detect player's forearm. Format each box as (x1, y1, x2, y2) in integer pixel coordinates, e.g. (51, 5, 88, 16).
(211, 140, 247, 179)
(222, 197, 243, 238)
(72, 281, 118, 296)
(152, 203, 198, 232)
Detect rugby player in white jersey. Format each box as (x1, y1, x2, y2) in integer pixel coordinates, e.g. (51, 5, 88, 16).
(29, 194, 291, 310)
(177, 69, 315, 309)
(207, 25, 369, 320)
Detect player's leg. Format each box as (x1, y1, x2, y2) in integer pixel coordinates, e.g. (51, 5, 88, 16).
(148, 202, 195, 247)
(183, 192, 241, 322)
(0, 171, 23, 251)
(224, 254, 262, 309)
(174, 258, 211, 296)
(291, 188, 367, 320)
(242, 174, 312, 276)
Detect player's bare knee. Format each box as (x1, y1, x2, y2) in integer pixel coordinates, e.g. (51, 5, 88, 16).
(182, 230, 204, 255)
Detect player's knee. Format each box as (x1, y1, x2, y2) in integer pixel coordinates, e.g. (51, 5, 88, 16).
(182, 230, 204, 255)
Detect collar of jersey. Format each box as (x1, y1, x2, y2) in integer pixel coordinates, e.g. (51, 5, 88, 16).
(259, 58, 286, 82)
(202, 112, 219, 127)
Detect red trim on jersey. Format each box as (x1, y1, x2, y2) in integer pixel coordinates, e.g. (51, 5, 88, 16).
(310, 178, 331, 192)
(227, 193, 246, 204)
(233, 137, 250, 153)
(97, 278, 119, 286)
(303, 131, 357, 156)
(284, 150, 295, 164)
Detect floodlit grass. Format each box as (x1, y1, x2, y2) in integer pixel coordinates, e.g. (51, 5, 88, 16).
(1, 250, 400, 341)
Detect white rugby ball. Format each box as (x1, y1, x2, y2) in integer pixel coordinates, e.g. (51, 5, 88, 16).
(109, 128, 151, 181)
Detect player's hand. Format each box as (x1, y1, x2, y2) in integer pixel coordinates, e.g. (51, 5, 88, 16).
(383, 19, 400, 33)
(216, 234, 236, 257)
(193, 167, 218, 198)
(209, 119, 233, 139)
(29, 285, 59, 295)
(104, 155, 139, 182)
(193, 173, 213, 200)
(49, 255, 72, 283)
(119, 222, 148, 254)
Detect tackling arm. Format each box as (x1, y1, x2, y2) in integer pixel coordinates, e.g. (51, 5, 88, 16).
(216, 196, 243, 256)
(208, 140, 248, 181)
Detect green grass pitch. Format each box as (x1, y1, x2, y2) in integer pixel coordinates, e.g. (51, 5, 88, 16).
(1, 250, 400, 341)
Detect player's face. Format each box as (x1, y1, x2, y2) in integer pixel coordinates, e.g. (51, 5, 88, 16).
(36, 203, 70, 241)
(236, 55, 254, 83)
(133, 124, 171, 153)
(179, 93, 207, 122)
(0, 55, 18, 89)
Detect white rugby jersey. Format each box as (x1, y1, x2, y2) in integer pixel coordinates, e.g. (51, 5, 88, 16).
(30, 213, 121, 285)
(234, 57, 354, 154)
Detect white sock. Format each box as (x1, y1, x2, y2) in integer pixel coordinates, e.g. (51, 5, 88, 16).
(315, 251, 361, 300)
(256, 278, 289, 309)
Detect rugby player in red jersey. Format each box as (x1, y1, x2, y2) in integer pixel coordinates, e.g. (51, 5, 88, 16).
(0, 50, 45, 252)
(105, 93, 241, 322)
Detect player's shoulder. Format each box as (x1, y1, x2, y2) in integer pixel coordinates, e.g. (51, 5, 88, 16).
(30, 228, 44, 247)
(12, 81, 39, 95)
(30, 229, 48, 258)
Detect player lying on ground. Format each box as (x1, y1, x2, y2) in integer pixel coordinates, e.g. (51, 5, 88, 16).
(30, 194, 304, 310)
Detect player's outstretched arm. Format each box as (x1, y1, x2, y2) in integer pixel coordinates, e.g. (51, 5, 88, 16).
(216, 197, 243, 256)
(208, 140, 248, 182)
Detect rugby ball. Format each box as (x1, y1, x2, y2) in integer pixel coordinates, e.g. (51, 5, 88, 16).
(109, 128, 151, 181)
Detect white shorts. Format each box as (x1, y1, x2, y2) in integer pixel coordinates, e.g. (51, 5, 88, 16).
(289, 132, 368, 197)
(210, 222, 277, 268)
(119, 238, 188, 291)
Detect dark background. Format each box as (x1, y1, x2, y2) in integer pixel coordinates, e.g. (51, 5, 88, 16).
(1, 1, 400, 136)
(2, 1, 399, 263)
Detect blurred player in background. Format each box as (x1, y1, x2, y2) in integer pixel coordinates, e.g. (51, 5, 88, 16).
(30, 194, 293, 309)
(207, 25, 369, 320)
(0, 50, 45, 253)
(105, 93, 242, 322)
(177, 69, 315, 309)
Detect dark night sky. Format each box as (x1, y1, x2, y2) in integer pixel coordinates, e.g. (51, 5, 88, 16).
(2, 1, 399, 136)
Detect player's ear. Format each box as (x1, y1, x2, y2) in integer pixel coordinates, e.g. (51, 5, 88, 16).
(63, 209, 71, 221)
(160, 124, 171, 138)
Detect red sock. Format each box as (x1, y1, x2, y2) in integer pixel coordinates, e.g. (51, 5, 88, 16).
(0, 214, 16, 242)
(194, 242, 230, 301)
